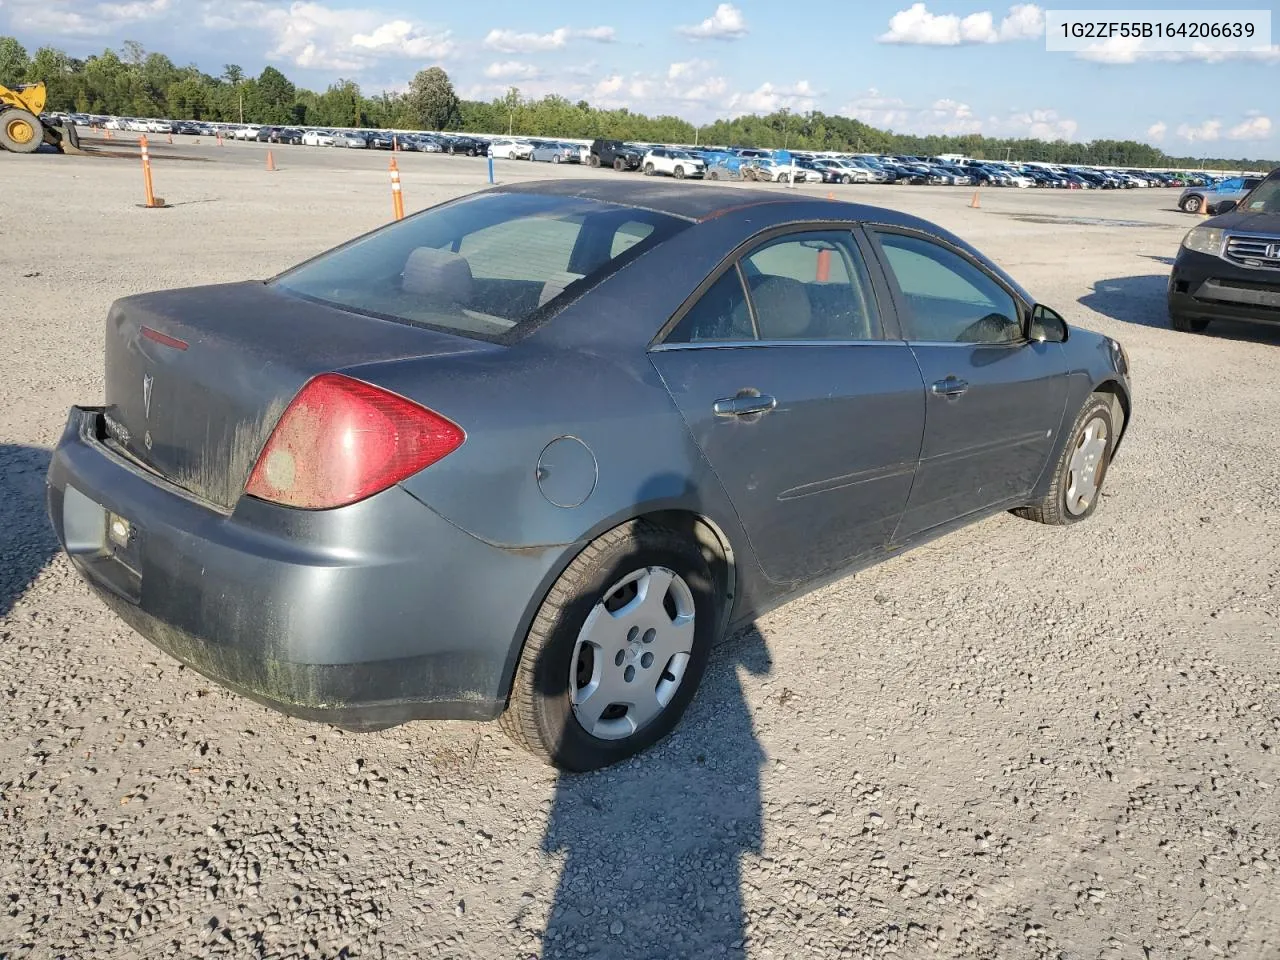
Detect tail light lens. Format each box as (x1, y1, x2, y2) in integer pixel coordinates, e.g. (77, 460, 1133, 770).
(245, 373, 464, 509)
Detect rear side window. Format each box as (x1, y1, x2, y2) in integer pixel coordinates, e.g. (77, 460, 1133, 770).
(271, 192, 689, 342)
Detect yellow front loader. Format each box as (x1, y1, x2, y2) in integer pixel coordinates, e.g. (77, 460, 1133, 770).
(0, 82, 82, 154)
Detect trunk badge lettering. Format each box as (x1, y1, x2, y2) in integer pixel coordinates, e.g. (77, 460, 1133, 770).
(142, 373, 154, 419)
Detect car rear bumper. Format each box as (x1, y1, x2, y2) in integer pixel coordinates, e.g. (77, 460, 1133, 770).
(46, 407, 566, 730)
(1168, 251, 1280, 326)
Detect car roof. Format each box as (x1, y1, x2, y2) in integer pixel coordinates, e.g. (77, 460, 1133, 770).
(487, 178, 942, 230)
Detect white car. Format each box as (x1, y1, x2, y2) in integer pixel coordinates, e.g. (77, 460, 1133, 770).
(302, 130, 335, 146)
(145, 119, 172, 133)
(489, 138, 533, 160)
(641, 148, 705, 179)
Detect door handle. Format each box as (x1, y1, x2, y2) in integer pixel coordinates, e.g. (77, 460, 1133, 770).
(930, 377, 969, 398)
(713, 393, 778, 417)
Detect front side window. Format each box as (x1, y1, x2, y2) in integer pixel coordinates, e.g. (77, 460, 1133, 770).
(272, 192, 688, 342)
(873, 231, 1022, 344)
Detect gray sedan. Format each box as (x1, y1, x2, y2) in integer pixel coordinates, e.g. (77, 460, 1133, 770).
(45, 181, 1132, 770)
(529, 140, 580, 163)
(1179, 175, 1263, 214)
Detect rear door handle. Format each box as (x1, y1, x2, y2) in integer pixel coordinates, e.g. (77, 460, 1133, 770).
(930, 377, 969, 398)
(713, 393, 778, 417)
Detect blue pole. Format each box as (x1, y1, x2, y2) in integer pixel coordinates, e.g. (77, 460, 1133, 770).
(487, 155, 495, 184)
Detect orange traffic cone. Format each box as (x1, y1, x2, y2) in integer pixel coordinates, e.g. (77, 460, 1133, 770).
(826, 191, 835, 200)
(167, 132, 173, 144)
(969, 190, 981, 209)
(266, 150, 276, 172)
(104, 128, 113, 139)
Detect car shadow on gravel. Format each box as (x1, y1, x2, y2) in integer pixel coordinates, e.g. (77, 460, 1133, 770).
(1080, 275, 1280, 345)
(0, 444, 57, 619)
(539, 621, 769, 960)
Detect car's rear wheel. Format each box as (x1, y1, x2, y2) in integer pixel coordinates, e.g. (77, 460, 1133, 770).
(1181, 194, 1203, 213)
(501, 521, 720, 771)
(1012, 394, 1116, 526)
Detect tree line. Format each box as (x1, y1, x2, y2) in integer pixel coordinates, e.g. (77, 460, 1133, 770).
(1, 35, 1273, 171)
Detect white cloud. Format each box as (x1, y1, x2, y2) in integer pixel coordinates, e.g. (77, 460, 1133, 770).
(1146, 121, 1167, 141)
(5, 0, 173, 34)
(1077, 37, 1280, 63)
(483, 61, 542, 80)
(199, 1, 456, 71)
(878, 3, 1045, 45)
(668, 59, 711, 79)
(678, 3, 748, 40)
(350, 20, 455, 58)
(1176, 120, 1222, 143)
(841, 87, 1078, 139)
(482, 25, 615, 53)
(1228, 116, 1272, 140)
(727, 80, 817, 116)
(594, 75, 624, 96)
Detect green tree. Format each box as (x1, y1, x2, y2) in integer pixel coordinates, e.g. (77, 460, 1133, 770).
(257, 65, 296, 123)
(406, 66, 459, 131)
(0, 36, 30, 88)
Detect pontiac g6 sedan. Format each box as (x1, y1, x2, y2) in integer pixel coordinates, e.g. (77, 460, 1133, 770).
(46, 181, 1132, 771)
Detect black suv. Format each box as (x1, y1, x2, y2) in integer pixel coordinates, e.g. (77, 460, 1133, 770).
(1168, 167, 1280, 333)
(589, 139, 643, 171)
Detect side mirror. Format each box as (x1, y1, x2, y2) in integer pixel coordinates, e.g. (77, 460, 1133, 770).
(1213, 199, 1238, 214)
(1029, 304, 1068, 343)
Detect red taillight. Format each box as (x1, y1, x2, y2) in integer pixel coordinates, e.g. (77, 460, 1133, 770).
(244, 373, 464, 509)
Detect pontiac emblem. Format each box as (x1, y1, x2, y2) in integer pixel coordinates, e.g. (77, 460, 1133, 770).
(142, 373, 154, 419)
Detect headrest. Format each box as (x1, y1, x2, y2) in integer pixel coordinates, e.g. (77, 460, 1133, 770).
(403, 247, 473, 304)
(751, 276, 812, 340)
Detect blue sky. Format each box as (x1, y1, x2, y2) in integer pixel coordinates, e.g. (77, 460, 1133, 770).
(2, 0, 1276, 152)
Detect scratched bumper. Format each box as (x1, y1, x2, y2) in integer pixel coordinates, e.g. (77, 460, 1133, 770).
(45, 406, 563, 729)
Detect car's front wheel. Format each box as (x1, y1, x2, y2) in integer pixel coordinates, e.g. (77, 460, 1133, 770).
(673, 165, 685, 179)
(643, 162, 655, 176)
(501, 521, 720, 771)
(1181, 194, 1203, 213)
(1012, 394, 1116, 526)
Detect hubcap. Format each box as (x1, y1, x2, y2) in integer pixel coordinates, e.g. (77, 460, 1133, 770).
(1065, 416, 1109, 516)
(570, 567, 696, 741)
(7, 118, 35, 144)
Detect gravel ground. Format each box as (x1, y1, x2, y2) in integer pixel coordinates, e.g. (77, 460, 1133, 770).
(2, 137, 1278, 960)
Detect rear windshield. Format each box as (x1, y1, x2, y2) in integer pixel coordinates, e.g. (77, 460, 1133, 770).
(271, 192, 689, 342)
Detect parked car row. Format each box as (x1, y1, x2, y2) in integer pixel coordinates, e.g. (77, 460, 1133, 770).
(48, 111, 1262, 194)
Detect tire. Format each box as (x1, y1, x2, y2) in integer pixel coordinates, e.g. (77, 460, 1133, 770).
(777, 174, 789, 184)
(708, 169, 720, 181)
(589, 155, 600, 167)
(0, 108, 42, 154)
(673, 165, 685, 179)
(1012, 394, 1115, 526)
(552, 154, 561, 164)
(643, 162, 655, 176)
(1170, 311, 1210, 333)
(613, 158, 624, 171)
(1181, 194, 1203, 213)
(500, 521, 721, 771)
(841, 174, 852, 185)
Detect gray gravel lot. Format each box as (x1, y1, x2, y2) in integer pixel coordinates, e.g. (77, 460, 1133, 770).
(2, 135, 1278, 960)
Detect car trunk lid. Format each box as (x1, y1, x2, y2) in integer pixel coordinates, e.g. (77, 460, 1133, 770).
(103, 281, 491, 511)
